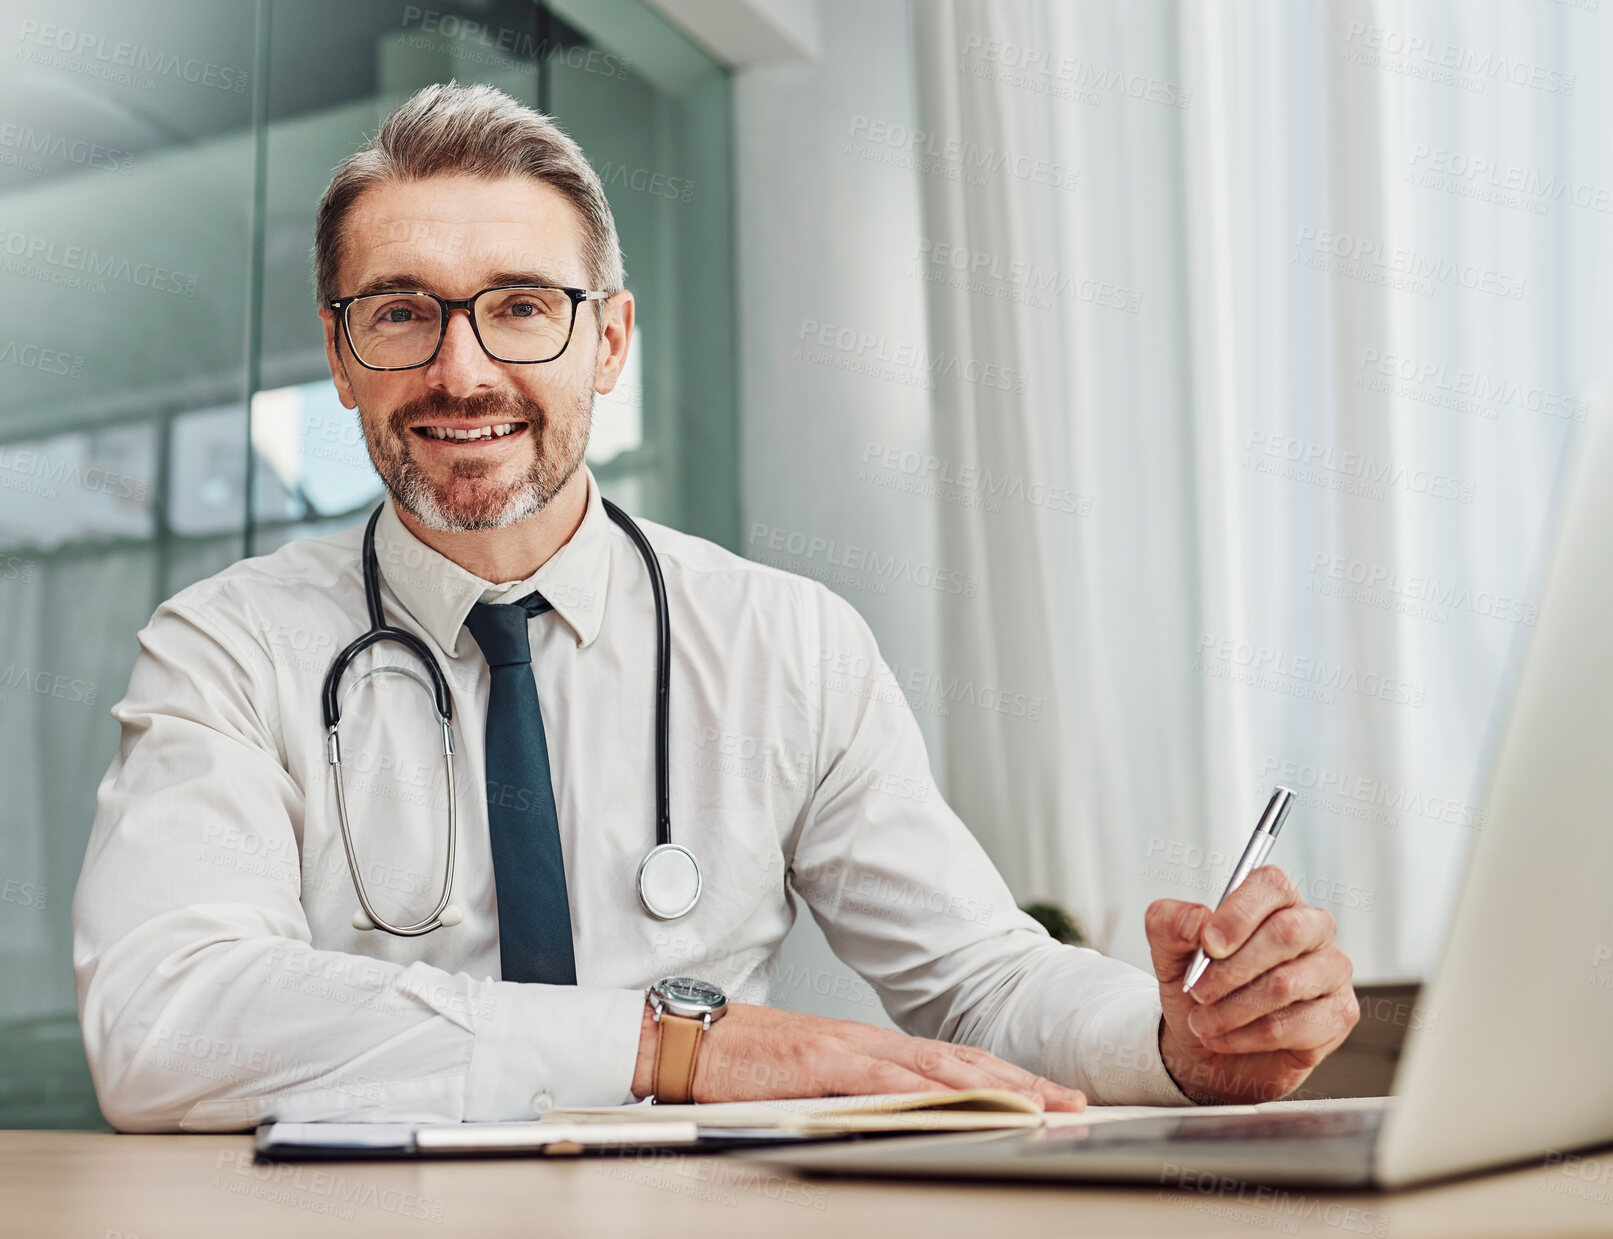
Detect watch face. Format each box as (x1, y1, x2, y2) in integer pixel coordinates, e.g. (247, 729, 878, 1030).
(657, 976, 725, 1008)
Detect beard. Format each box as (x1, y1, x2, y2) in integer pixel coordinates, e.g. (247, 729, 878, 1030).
(360, 383, 592, 533)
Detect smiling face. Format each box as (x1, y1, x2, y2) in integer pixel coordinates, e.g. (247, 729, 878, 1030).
(319, 173, 630, 533)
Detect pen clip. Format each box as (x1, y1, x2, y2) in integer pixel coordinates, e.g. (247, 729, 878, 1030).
(1257, 785, 1296, 839)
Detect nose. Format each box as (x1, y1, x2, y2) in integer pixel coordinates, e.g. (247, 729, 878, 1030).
(423, 305, 502, 397)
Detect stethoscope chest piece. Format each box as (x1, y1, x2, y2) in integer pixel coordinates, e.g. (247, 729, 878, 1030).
(636, 843, 701, 920)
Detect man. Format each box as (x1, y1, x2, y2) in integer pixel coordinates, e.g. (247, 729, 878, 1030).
(72, 83, 1356, 1132)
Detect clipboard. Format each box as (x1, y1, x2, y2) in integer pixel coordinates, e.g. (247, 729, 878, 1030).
(254, 1119, 703, 1161)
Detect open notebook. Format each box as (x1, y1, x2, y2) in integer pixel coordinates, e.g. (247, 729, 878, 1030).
(541, 1089, 1382, 1135)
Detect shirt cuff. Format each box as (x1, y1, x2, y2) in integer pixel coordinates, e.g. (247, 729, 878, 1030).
(465, 982, 646, 1119)
(1072, 984, 1197, 1106)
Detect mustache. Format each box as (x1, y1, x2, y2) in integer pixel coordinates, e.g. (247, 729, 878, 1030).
(388, 389, 546, 432)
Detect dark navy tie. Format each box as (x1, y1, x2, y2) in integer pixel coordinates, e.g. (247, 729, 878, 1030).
(463, 590, 577, 985)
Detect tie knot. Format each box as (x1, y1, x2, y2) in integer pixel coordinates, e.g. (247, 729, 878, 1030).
(464, 590, 548, 667)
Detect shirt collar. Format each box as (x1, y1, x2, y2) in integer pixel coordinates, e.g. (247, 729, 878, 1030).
(373, 465, 610, 658)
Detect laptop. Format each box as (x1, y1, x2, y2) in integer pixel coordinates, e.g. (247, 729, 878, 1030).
(753, 409, 1613, 1191)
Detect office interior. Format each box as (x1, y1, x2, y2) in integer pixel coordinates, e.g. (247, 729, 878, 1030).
(0, 0, 1606, 1143)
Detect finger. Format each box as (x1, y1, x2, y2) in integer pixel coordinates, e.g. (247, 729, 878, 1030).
(906, 1041, 1028, 1097)
(942, 1044, 1085, 1110)
(1187, 948, 1354, 1041)
(858, 1024, 1082, 1110)
(846, 1056, 961, 1098)
(1144, 898, 1213, 985)
(907, 1041, 1085, 1111)
(1196, 989, 1359, 1056)
(1189, 904, 1337, 1005)
(1198, 866, 1300, 963)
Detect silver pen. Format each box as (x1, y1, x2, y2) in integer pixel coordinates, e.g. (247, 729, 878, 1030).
(1181, 786, 1296, 993)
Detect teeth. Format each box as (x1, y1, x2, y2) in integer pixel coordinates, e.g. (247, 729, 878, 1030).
(421, 423, 521, 441)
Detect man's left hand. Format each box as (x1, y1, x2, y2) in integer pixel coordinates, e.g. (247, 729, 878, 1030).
(1145, 867, 1359, 1105)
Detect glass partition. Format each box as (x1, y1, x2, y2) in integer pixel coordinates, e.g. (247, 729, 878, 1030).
(0, 0, 735, 1127)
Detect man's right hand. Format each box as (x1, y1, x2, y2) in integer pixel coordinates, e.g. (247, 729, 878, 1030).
(630, 1000, 1086, 1110)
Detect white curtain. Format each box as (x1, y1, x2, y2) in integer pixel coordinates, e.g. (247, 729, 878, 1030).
(906, 0, 1607, 980)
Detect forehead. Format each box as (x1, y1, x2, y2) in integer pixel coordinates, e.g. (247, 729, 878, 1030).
(339, 173, 588, 293)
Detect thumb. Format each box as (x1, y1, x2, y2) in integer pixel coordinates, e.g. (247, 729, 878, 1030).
(1145, 899, 1211, 988)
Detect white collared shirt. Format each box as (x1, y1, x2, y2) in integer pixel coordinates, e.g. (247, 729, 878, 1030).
(71, 465, 1191, 1131)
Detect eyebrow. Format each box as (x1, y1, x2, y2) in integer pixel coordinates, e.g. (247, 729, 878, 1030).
(347, 270, 577, 298)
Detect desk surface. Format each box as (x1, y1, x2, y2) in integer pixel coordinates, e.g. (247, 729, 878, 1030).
(4, 1129, 1611, 1239)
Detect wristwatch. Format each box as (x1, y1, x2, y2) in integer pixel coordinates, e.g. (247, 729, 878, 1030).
(646, 976, 728, 1103)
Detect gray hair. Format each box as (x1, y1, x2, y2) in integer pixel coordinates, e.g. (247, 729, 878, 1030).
(313, 81, 624, 309)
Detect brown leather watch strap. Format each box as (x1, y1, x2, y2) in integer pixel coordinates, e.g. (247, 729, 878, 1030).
(651, 1012, 704, 1104)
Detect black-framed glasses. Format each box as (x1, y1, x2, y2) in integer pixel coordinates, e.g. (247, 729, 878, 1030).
(328, 284, 611, 370)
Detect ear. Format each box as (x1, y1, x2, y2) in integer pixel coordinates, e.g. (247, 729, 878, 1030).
(592, 290, 635, 396)
(319, 307, 359, 410)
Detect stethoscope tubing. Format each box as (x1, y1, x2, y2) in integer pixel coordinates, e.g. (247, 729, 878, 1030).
(599, 497, 672, 849)
(320, 496, 677, 935)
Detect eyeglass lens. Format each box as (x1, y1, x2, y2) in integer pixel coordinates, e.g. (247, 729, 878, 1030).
(345, 287, 574, 366)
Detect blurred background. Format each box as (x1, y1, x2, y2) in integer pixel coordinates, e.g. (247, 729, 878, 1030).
(0, 0, 1606, 1125)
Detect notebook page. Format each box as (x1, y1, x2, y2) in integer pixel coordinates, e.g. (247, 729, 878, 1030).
(548, 1088, 1037, 1127)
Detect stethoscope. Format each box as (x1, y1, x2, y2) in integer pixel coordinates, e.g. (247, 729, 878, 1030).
(320, 498, 702, 936)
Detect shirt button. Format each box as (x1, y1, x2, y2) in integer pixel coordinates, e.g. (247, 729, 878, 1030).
(531, 1091, 554, 1114)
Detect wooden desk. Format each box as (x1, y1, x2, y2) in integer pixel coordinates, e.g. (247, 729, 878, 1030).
(4, 1130, 1612, 1239)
